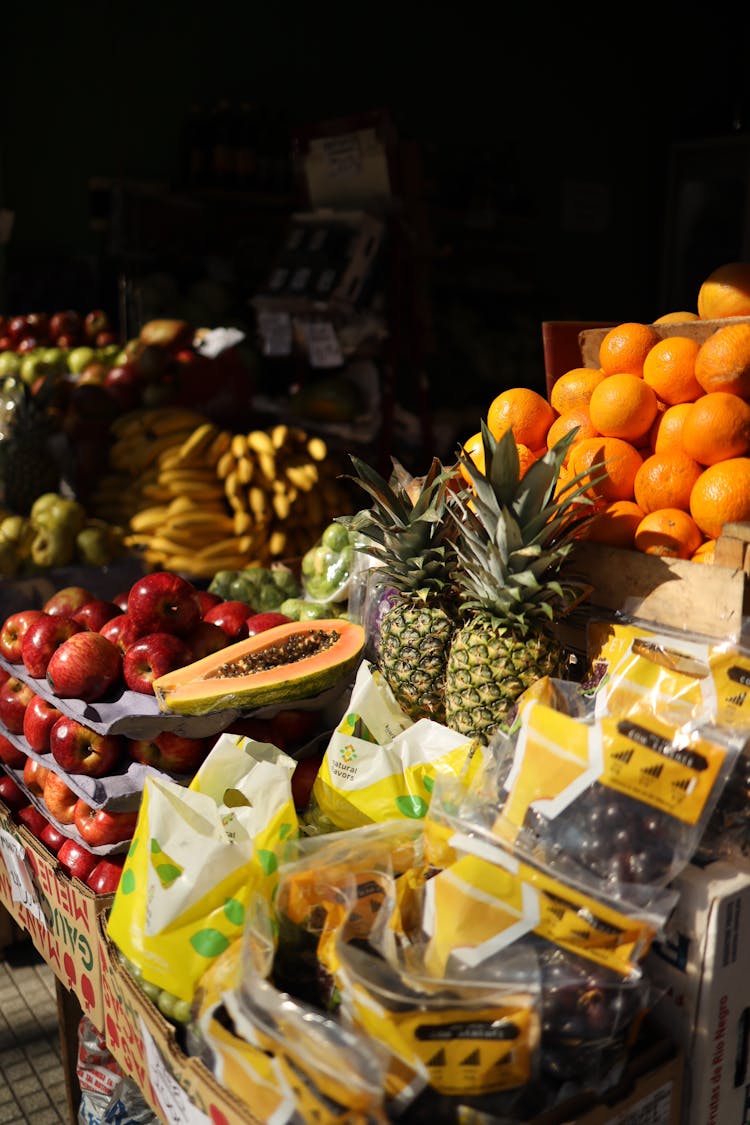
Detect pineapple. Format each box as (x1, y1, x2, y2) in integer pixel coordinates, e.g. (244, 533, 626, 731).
(445, 422, 597, 745)
(0, 376, 62, 515)
(346, 455, 460, 724)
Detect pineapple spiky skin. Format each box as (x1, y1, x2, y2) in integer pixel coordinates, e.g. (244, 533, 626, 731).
(445, 422, 599, 745)
(378, 595, 456, 723)
(445, 615, 567, 743)
(346, 455, 460, 724)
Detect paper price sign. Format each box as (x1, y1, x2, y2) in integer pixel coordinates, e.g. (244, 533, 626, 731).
(257, 310, 292, 357)
(301, 320, 344, 368)
(0, 827, 46, 924)
(140, 1019, 210, 1125)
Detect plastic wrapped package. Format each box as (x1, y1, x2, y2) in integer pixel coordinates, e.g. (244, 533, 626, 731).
(489, 699, 740, 898)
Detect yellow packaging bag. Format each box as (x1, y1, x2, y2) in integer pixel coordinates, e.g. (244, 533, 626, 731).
(311, 661, 483, 830)
(107, 734, 299, 1002)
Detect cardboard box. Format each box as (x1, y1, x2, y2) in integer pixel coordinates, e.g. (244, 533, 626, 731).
(0, 811, 112, 1029)
(531, 1036, 683, 1125)
(99, 913, 259, 1124)
(645, 860, 750, 1125)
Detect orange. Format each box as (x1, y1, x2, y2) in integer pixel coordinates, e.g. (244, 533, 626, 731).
(694, 322, 750, 397)
(633, 450, 703, 513)
(598, 322, 661, 378)
(680, 391, 750, 466)
(459, 431, 485, 483)
(648, 402, 693, 454)
(697, 262, 750, 320)
(487, 387, 555, 450)
(653, 311, 699, 324)
(517, 443, 545, 477)
(584, 500, 645, 549)
(549, 367, 605, 414)
(568, 436, 643, 502)
(690, 539, 716, 565)
(634, 508, 703, 559)
(689, 458, 750, 539)
(642, 335, 703, 405)
(546, 407, 598, 452)
(588, 373, 659, 443)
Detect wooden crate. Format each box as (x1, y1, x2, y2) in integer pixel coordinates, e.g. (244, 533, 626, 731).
(578, 315, 750, 370)
(555, 522, 750, 658)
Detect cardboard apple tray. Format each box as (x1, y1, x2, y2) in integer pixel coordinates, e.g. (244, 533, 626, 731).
(0, 795, 112, 1029)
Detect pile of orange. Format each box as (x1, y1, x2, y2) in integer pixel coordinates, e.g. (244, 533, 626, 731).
(458, 260, 750, 563)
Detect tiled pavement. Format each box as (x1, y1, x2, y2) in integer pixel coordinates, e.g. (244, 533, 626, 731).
(0, 940, 70, 1124)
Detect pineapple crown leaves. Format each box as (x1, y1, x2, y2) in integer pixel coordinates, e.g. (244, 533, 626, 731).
(448, 422, 602, 626)
(344, 453, 460, 596)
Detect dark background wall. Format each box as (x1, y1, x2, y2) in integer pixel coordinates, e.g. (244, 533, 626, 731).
(1, 2, 749, 392)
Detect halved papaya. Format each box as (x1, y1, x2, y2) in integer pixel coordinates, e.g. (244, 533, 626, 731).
(153, 618, 365, 716)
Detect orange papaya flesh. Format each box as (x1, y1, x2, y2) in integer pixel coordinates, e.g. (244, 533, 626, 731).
(153, 619, 365, 716)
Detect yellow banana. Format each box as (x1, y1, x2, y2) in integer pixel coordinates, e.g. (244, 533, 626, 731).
(307, 436, 328, 461)
(231, 433, 249, 460)
(206, 429, 233, 464)
(175, 421, 220, 464)
(129, 506, 170, 533)
(146, 409, 209, 437)
(233, 510, 253, 535)
(216, 449, 236, 480)
(196, 534, 256, 560)
(236, 456, 254, 486)
(247, 429, 274, 455)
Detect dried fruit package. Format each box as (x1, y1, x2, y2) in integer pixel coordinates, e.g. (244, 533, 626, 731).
(491, 700, 739, 896)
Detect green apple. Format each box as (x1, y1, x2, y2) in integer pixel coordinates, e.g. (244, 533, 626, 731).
(67, 346, 97, 376)
(30, 525, 76, 569)
(31, 494, 86, 536)
(74, 525, 112, 567)
(0, 352, 21, 378)
(19, 352, 51, 387)
(0, 515, 33, 556)
(41, 347, 67, 375)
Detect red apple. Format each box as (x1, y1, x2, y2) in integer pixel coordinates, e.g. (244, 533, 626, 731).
(0, 676, 35, 734)
(55, 332, 80, 349)
(72, 599, 121, 632)
(58, 838, 98, 883)
(42, 586, 96, 618)
(99, 612, 142, 654)
(0, 774, 26, 812)
(17, 804, 49, 838)
(0, 733, 26, 769)
(7, 315, 29, 344)
(185, 620, 228, 660)
(16, 336, 41, 354)
(39, 820, 67, 855)
(103, 363, 142, 411)
(46, 631, 123, 702)
(22, 694, 61, 754)
(245, 612, 293, 636)
(42, 771, 79, 825)
(127, 730, 212, 774)
(85, 854, 125, 894)
(49, 716, 125, 777)
(49, 310, 82, 340)
(23, 756, 50, 795)
(0, 609, 45, 663)
(25, 312, 49, 340)
(291, 752, 324, 810)
(112, 590, 130, 613)
(83, 309, 110, 341)
(122, 633, 191, 695)
(0, 667, 10, 687)
(194, 590, 223, 616)
(22, 613, 84, 679)
(74, 800, 138, 847)
(203, 600, 253, 642)
(96, 330, 118, 349)
(269, 708, 319, 749)
(127, 571, 200, 637)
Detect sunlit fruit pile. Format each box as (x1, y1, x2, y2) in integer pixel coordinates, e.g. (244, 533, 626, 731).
(458, 261, 750, 563)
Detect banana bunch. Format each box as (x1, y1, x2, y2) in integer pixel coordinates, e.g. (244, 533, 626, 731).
(90, 406, 215, 527)
(216, 423, 354, 563)
(122, 419, 265, 579)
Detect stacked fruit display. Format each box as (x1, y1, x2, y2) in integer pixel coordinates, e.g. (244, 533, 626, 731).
(455, 261, 750, 565)
(0, 570, 337, 900)
(0, 491, 126, 577)
(91, 405, 355, 579)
